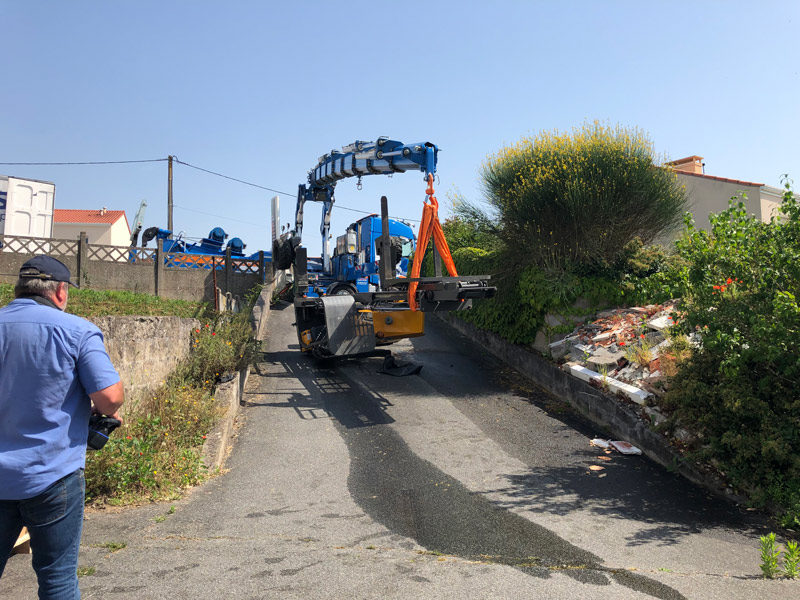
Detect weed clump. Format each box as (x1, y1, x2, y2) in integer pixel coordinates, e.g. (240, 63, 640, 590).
(85, 289, 262, 505)
(85, 377, 220, 504)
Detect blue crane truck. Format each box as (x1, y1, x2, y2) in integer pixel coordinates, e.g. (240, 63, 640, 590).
(274, 137, 495, 359)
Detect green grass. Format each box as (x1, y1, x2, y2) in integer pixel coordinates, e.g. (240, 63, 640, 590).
(0, 284, 13, 307)
(93, 541, 127, 552)
(85, 375, 222, 505)
(0, 283, 207, 318)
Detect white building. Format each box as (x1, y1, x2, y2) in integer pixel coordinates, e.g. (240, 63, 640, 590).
(668, 156, 784, 232)
(53, 208, 131, 246)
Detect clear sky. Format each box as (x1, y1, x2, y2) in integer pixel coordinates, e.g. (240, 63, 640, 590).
(1, 1, 798, 256)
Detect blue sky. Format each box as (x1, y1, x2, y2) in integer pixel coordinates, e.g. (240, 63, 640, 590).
(1, 1, 798, 256)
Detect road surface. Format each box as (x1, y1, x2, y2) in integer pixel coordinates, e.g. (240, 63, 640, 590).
(2, 303, 796, 599)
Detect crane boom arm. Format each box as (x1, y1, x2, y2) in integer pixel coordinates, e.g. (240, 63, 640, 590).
(309, 138, 438, 187)
(294, 138, 438, 273)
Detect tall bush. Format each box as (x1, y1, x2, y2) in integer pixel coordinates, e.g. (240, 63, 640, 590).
(655, 181, 800, 516)
(481, 121, 687, 272)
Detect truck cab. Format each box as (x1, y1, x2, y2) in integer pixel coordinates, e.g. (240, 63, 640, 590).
(328, 215, 415, 295)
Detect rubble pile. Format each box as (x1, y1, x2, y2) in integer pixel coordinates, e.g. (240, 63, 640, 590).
(549, 301, 680, 406)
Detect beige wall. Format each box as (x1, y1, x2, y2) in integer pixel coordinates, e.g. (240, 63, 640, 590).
(677, 173, 769, 231)
(108, 219, 130, 245)
(760, 188, 783, 222)
(53, 220, 130, 246)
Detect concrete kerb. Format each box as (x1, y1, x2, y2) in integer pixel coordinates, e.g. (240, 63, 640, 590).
(200, 368, 250, 473)
(437, 313, 746, 506)
(249, 279, 275, 342)
(201, 280, 275, 472)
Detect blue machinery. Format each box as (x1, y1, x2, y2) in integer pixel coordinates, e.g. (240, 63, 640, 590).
(293, 138, 438, 274)
(285, 137, 495, 359)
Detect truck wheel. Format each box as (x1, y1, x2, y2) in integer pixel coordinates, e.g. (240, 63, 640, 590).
(272, 238, 294, 270)
(328, 285, 356, 296)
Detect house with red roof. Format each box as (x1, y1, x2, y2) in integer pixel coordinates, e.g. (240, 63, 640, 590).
(53, 208, 131, 246)
(667, 156, 784, 232)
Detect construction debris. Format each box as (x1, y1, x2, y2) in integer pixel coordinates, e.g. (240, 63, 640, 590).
(609, 441, 642, 455)
(551, 301, 680, 404)
(590, 438, 642, 456)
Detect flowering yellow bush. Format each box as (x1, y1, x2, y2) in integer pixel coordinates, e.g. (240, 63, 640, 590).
(482, 121, 687, 271)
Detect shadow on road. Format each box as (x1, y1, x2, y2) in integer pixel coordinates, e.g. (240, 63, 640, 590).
(244, 349, 395, 427)
(493, 461, 769, 548)
(319, 373, 687, 600)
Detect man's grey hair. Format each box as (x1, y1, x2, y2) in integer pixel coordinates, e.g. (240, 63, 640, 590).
(14, 278, 62, 299)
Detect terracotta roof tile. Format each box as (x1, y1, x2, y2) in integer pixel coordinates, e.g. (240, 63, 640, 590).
(675, 171, 764, 187)
(54, 209, 128, 225)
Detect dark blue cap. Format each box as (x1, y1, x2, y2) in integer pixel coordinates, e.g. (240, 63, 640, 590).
(18, 255, 78, 287)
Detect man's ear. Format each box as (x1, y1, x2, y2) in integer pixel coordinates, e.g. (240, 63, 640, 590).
(54, 281, 69, 309)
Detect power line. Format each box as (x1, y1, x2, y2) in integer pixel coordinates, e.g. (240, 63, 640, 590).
(174, 159, 293, 196)
(174, 159, 421, 223)
(0, 155, 422, 223)
(173, 204, 263, 226)
(0, 158, 168, 166)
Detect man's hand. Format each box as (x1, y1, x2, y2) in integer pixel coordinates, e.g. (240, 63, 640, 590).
(91, 405, 124, 425)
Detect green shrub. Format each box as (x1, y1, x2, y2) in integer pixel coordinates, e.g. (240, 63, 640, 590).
(652, 181, 800, 516)
(760, 533, 782, 579)
(481, 121, 687, 272)
(451, 248, 622, 345)
(0, 284, 12, 307)
(180, 307, 260, 388)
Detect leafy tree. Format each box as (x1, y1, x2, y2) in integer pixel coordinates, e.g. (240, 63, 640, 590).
(442, 195, 499, 253)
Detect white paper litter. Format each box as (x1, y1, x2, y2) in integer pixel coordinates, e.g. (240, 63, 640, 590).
(610, 440, 642, 455)
(590, 438, 610, 449)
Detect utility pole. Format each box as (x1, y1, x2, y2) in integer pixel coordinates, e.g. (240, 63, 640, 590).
(167, 155, 174, 237)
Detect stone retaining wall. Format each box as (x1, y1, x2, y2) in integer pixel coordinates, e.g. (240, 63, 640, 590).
(90, 315, 200, 413)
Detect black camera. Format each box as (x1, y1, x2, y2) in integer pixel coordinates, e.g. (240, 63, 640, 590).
(87, 415, 122, 450)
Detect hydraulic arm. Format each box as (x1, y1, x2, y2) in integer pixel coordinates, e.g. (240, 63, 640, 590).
(294, 138, 438, 273)
(279, 136, 495, 361)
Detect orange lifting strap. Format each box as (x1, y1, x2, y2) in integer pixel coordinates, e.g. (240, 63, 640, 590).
(408, 174, 458, 311)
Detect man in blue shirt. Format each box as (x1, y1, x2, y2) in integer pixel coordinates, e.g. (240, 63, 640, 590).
(0, 255, 124, 599)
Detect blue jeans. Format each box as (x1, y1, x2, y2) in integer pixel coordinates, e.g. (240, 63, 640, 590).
(0, 469, 85, 600)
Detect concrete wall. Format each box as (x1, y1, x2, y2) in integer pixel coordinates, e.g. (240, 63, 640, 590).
(90, 315, 200, 413)
(760, 187, 783, 221)
(83, 259, 157, 295)
(0, 233, 269, 305)
(676, 173, 785, 232)
(677, 174, 762, 231)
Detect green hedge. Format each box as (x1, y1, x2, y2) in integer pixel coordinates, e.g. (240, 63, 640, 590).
(449, 247, 622, 345)
(645, 185, 800, 523)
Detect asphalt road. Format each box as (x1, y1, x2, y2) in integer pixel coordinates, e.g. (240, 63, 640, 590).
(2, 303, 798, 599)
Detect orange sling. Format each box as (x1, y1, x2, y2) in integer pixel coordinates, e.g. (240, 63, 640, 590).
(408, 174, 458, 311)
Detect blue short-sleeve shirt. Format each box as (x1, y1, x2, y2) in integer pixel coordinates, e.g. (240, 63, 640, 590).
(0, 298, 121, 499)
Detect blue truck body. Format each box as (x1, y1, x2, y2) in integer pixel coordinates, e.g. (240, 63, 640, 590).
(304, 214, 414, 297)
